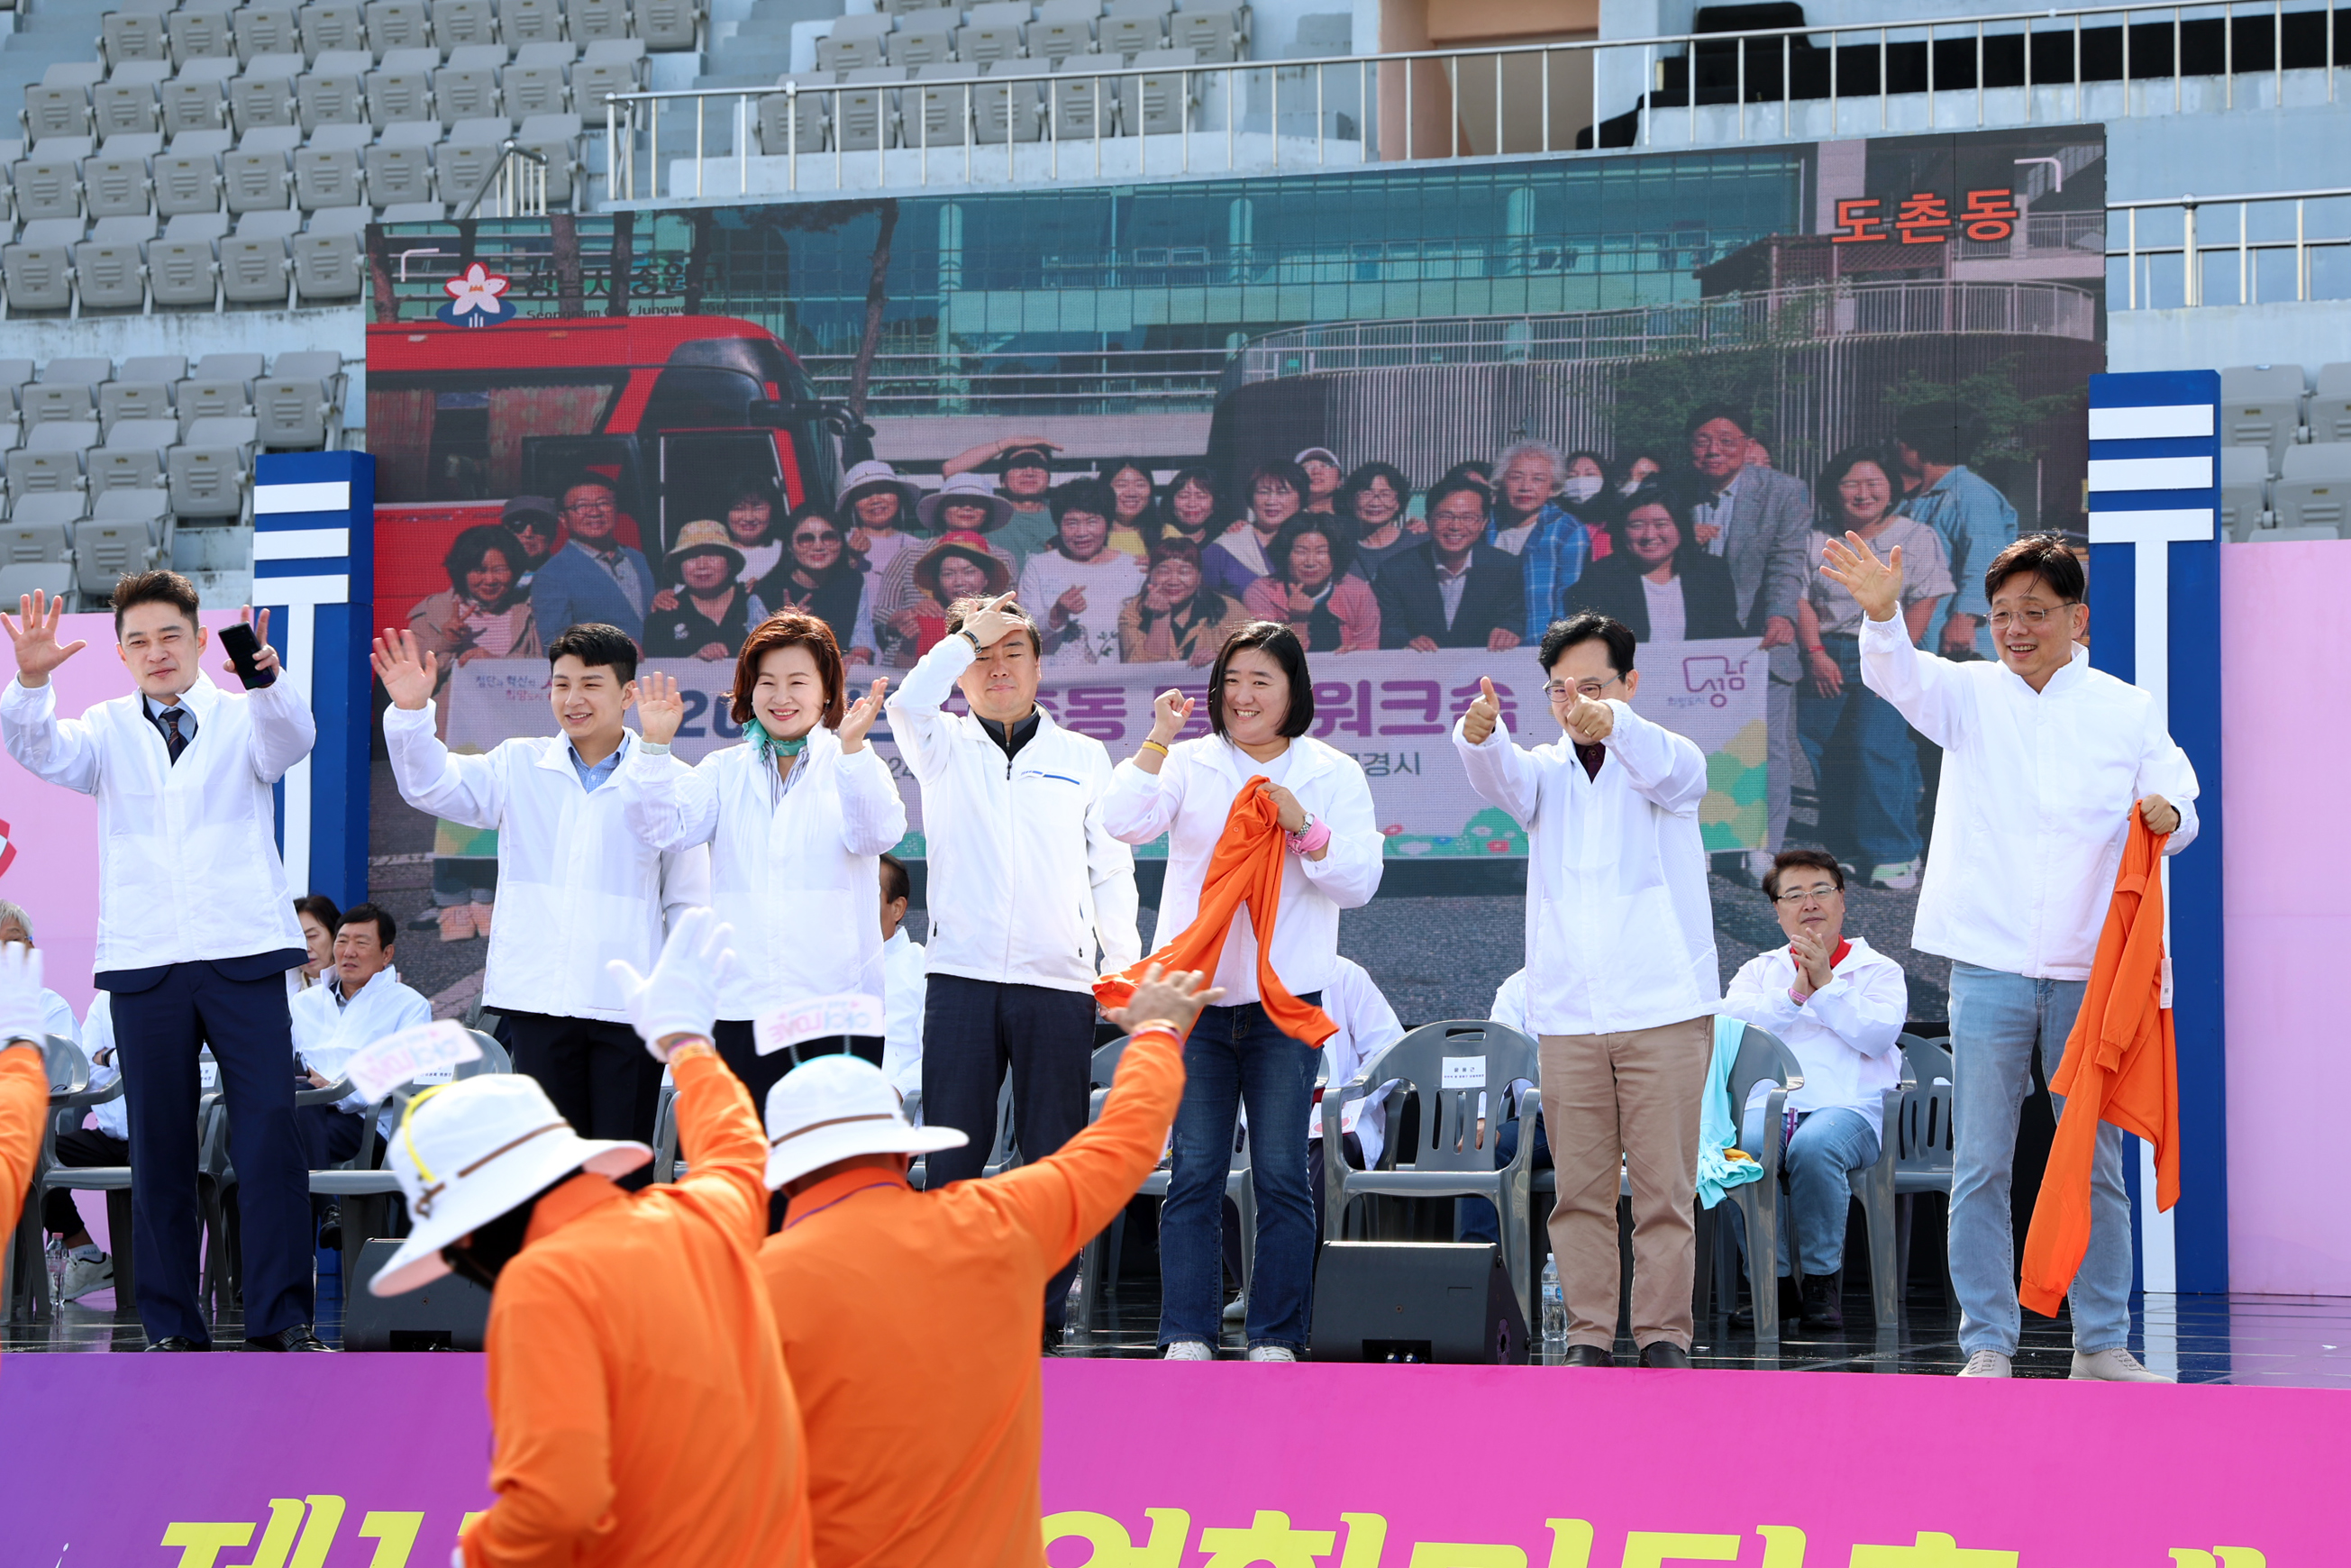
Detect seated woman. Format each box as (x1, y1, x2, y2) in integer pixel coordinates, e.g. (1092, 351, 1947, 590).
(1562, 485, 1742, 642)
(1096, 457, 1158, 559)
(407, 524, 542, 738)
(1242, 515, 1381, 653)
(1117, 538, 1254, 666)
(643, 519, 767, 661)
(764, 503, 877, 665)
(1151, 466, 1230, 554)
(1335, 461, 1421, 579)
(883, 531, 1015, 666)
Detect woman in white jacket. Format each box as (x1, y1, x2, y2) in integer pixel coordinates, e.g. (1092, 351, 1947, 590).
(1103, 621, 1383, 1361)
(618, 611, 906, 1127)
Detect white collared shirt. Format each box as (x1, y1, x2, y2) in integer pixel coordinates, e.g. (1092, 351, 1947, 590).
(1306, 955, 1405, 1164)
(880, 926, 927, 1108)
(1859, 616, 2200, 980)
(291, 964, 434, 1119)
(1720, 936, 1909, 1141)
(1453, 703, 1719, 1035)
(1693, 467, 1744, 555)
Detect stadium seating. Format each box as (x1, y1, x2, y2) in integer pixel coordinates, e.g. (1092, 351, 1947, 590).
(2219, 364, 2351, 540)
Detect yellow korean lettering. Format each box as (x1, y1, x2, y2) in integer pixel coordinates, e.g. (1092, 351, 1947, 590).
(1407, 1545, 1527, 1567)
(1755, 1526, 1806, 1567)
(1040, 1508, 1192, 1567)
(159, 1522, 256, 1568)
(358, 1510, 426, 1568)
(1338, 1513, 1390, 1568)
(1849, 1532, 2018, 1567)
(230, 1498, 306, 1568)
(2170, 1554, 2217, 1567)
(1544, 1520, 1595, 1568)
(1197, 1510, 1339, 1568)
(1620, 1533, 1740, 1568)
(288, 1495, 347, 1568)
(2215, 1553, 2267, 1566)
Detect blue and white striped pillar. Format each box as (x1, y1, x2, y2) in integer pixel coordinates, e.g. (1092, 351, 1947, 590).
(251, 451, 375, 910)
(2084, 369, 2225, 1297)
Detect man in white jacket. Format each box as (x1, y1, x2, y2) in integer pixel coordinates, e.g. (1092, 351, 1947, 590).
(1454, 610, 1717, 1369)
(2, 577, 324, 1351)
(288, 901, 433, 1166)
(375, 622, 710, 1171)
(884, 590, 1139, 1341)
(1718, 850, 1909, 1334)
(1824, 530, 2194, 1381)
(877, 853, 927, 1110)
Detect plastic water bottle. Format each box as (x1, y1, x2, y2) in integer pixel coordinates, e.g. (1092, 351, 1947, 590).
(1540, 1254, 1566, 1354)
(1062, 1273, 1085, 1347)
(45, 1238, 67, 1314)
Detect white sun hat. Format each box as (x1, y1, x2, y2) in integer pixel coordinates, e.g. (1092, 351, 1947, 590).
(369, 1073, 652, 1297)
(763, 1053, 968, 1190)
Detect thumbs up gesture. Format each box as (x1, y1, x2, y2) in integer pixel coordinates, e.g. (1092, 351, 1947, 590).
(1563, 686, 1615, 745)
(1462, 676, 1502, 745)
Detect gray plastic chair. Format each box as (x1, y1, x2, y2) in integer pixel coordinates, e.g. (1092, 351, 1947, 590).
(1880, 1033, 1958, 1320)
(1325, 1018, 1541, 1325)
(1718, 1022, 1804, 1340)
(310, 1027, 513, 1278)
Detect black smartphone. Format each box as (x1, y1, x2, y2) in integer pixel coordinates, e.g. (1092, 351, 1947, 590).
(219, 622, 276, 689)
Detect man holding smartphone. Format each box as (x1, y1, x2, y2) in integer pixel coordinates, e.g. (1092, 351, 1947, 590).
(1, 576, 327, 1352)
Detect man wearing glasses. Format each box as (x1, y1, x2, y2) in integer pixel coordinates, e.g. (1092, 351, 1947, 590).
(1455, 610, 1717, 1368)
(527, 473, 656, 643)
(1821, 531, 2194, 1381)
(1720, 850, 1909, 1333)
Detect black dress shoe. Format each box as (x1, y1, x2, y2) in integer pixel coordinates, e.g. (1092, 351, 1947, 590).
(1561, 1343, 1613, 1367)
(243, 1324, 334, 1352)
(146, 1336, 207, 1352)
(1638, 1341, 1692, 1369)
(1730, 1277, 1803, 1331)
(1798, 1272, 1845, 1333)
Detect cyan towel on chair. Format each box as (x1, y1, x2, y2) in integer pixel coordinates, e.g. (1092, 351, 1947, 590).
(1698, 1015, 1763, 1208)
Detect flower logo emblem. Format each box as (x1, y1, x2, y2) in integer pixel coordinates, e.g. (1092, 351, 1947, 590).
(436, 263, 517, 327)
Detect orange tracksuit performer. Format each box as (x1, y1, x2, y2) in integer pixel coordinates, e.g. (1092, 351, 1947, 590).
(756, 965, 1213, 1568)
(370, 910, 812, 1568)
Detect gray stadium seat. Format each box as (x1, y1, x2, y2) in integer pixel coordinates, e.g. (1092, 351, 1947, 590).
(290, 215, 365, 296)
(1168, 1, 1244, 62)
(235, 5, 304, 62)
(223, 143, 296, 211)
(0, 563, 76, 606)
(222, 214, 297, 305)
(90, 418, 177, 490)
(43, 359, 114, 387)
(834, 65, 904, 151)
(230, 54, 306, 134)
(365, 123, 439, 203)
(294, 143, 367, 206)
(499, 0, 567, 46)
(514, 111, 580, 201)
(635, 0, 699, 50)
(18, 377, 95, 422)
(161, 59, 239, 135)
(24, 78, 96, 143)
(75, 518, 165, 597)
(909, 64, 972, 144)
(505, 49, 572, 114)
(1120, 46, 1195, 132)
(2219, 364, 2306, 468)
(2219, 443, 2269, 541)
(957, 3, 1031, 67)
(976, 59, 1046, 141)
(759, 77, 830, 154)
(169, 421, 255, 517)
(99, 378, 175, 430)
(255, 374, 337, 445)
(6, 495, 87, 544)
(149, 216, 224, 306)
(105, 9, 174, 68)
(75, 221, 155, 309)
(197, 352, 266, 387)
(817, 13, 891, 73)
(573, 41, 643, 112)
(2311, 363, 2351, 445)
(377, 198, 450, 221)
(4, 419, 99, 499)
(2, 219, 82, 313)
(92, 487, 173, 527)
(433, 0, 502, 48)
(175, 368, 251, 428)
(154, 143, 227, 214)
(94, 64, 169, 140)
(568, 0, 632, 42)
(1031, 0, 1098, 62)
(435, 121, 506, 205)
(366, 0, 438, 57)
(298, 1, 369, 60)
(369, 50, 442, 123)
(10, 150, 86, 221)
(1101, 0, 1166, 59)
(81, 150, 154, 216)
(168, 6, 241, 68)
(0, 361, 30, 413)
(299, 51, 374, 128)
(2272, 442, 2351, 535)
(435, 56, 504, 122)
(888, 13, 957, 69)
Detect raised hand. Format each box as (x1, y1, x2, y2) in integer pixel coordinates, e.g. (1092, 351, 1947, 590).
(1788, 927, 1835, 998)
(955, 590, 1023, 652)
(1148, 688, 1194, 745)
(1107, 962, 1225, 1040)
(1, 592, 89, 688)
(1486, 626, 1522, 654)
(635, 670, 687, 746)
(1462, 675, 1501, 744)
(232, 606, 280, 679)
(1052, 585, 1088, 626)
(651, 588, 681, 614)
(606, 907, 738, 1061)
(1818, 533, 1905, 625)
(1563, 687, 1614, 744)
(837, 677, 889, 752)
(370, 628, 439, 711)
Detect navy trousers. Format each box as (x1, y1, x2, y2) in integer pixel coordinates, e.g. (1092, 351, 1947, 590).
(111, 960, 313, 1345)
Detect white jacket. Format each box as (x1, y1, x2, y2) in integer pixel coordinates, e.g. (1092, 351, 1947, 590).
(615, 725, 907, 1021)
(1454, 702, 1719, 1036)
(385, 704, 711, 1022)
(1308, 955, 1405, 1166)
(290, 965, 434, 1119)
(885, 637, 1140, 993)
(82, 993, 129, 1142)
(1103, 734, 1382, 1005)
(880, 926, 927, 1106)
(1720, 936, 1909, 1143)
(2, 672, 312, 973)
(1860, 619, 2200, 980)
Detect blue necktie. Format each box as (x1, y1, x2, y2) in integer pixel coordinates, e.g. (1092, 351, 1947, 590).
(160, 707, 187, 765)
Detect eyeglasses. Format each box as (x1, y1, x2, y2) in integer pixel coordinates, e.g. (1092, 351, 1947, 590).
(1543, 677, 1620, 699)
(1987, 604, 2074, 630)
(1772, 885, 1842, 906)
(562, 497, 615, 515)
(1429, 508, 1488, 525)
(795, 532, 841, 546)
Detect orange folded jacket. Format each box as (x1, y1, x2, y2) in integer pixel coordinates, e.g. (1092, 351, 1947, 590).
(1094, 773, 1338, 1047)
(2019, 815, 2181, 1317)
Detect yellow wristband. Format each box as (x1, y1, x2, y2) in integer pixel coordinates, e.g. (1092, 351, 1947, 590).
(666, 1038, 718, 1065)
(1139, 739, 1169, 757)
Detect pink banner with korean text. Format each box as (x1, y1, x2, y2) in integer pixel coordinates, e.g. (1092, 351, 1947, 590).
(439, 641, 1771, 861)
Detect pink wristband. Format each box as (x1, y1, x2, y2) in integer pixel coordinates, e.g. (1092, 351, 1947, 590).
(1288, 816, 1333, 855)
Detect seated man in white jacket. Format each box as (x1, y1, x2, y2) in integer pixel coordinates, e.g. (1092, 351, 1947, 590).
(288, 902, 433, 1170)
(1718, 849, 1909, 1334)
(1304, 955, 1404, 1232)
(877, 854, 927, 1112)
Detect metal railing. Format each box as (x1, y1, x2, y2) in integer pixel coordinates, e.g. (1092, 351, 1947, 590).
(2111, 187, 2351, 306)
(456, 142, 551, 221)
(603, 0, 2348, 202)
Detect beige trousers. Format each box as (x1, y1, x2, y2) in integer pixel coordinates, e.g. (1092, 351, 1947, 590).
(1537, 1016, 1713, 1352)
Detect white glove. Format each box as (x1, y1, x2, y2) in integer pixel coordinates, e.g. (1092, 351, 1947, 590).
(606, 907, 736, 1062)
(0, 943, 47, 1052)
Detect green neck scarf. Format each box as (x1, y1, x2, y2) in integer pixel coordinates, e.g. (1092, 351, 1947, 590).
(744, 716, 811, 773)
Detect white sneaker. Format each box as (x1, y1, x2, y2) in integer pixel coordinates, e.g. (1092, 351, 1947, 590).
(1222, 1294, 1246, 1323)
(1162, 1341, 1214, 1362)
(1245, 1345, 1299, 1363)
(1868, 861, 1919, 891)
(1957, 1349, 2012, 1377)
(59, 1253, 114, 1300)
(2071, 1346, 2174, 1382)
(1745, 850, 1777, 882)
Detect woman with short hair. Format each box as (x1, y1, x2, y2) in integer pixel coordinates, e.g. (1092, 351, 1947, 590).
(1241, 515, 1381, 652)
(1117, 539, 1253, 666)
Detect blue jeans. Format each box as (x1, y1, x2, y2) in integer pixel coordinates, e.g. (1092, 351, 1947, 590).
(1798, 634, 1922, 870)
(1160, 996, 1322, 1353)
(1454, 1103, 1551, 1245)
(1736, 1103, 1880, 1278)
(1947, 962, 2133, 1356)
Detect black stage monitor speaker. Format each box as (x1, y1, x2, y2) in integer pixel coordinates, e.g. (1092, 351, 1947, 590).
(1309, 1242, 1528, 1363)
(345, 1237, 492, 1351)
